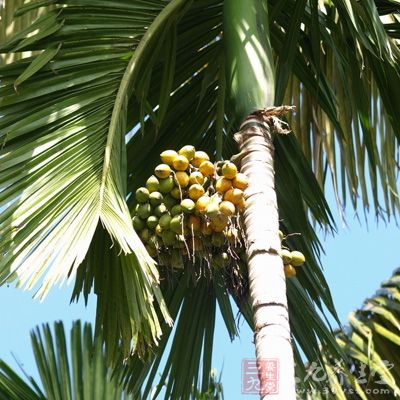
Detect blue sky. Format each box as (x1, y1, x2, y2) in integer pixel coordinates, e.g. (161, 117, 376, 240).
(0, 192, 398, 399)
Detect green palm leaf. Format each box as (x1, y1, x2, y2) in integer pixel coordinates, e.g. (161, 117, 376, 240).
(0, 0, 189, 357)
(0, 0, 49, 65)
(0, 320, 224, 400)
(310, 268, 400, 399)
(0, 321, 136, 399)
(275, 0, 400, 217)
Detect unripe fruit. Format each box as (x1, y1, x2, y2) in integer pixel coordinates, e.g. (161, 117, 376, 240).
(155, 164, 172, 179)
(188, 184, 205, 201)
(189, 171, 205, 185)
(219, 201, 236, 216)
(146, 175, 159, 192)
(174, 171, 190, 187)
(137, 203, 152, 219)
(132, 216, 145, 231)
(170, 215, 185, 234)
(181, 198, 195, 213)
(191, 151, 209, 167)
(161, 230, 177, 246)
(215, 177, 232, 193)
(173, 155, 190, 171)
(163, 195, 177, 209)
(199, 160, 215, 176)
(149, 191, 163, 206)
(195, 195, 210, 213)
(158, 177, 175, 193)
(171, 204, 183, 216)
(224, 188, 244, 205)
(284, 264, 297, 278)
(171, 186, 184, 199)
(178, 145, 196, 161)
(232, 173, 248, 190)
(222, 162, 238, 179)
(139, 228, 150, 243)
(159, 214, 172, 229)
(281, 249, 292, 264)
(135, 187, 150, 203)
(146, 215, 159, 230)
(160, 149, 178, 165)
(291, 251, 305, 267)
(279, 230, 284, 241)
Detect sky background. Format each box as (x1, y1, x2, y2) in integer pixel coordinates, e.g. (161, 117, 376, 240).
(0, 188, 398, 399)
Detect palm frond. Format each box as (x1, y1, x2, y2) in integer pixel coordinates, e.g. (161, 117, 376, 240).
(0, 0, 198, 357)
(273, 0, 400, 219)
(0, 361, 45, 400)
(0, 0, 49, 65)
(0, 321, 136, 399)
(309, 268, 400, 399)
(0, 319, 224, 400)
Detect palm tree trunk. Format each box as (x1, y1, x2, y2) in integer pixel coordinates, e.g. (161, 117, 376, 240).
(236, 114, 296, 400)
(224, 1, 296, 398)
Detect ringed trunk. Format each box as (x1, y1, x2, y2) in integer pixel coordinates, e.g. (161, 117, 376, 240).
(236, 115, 296, 399)
(224, 0, 296, 398)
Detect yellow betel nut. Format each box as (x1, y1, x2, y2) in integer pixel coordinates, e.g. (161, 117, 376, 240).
(199, 160, 215, 176)
(178, 145, 196, 161)
(191, 151, 210, 167)
(222, 162, 238, 179)
(219, 201, 236, 216)
(224, 188, 243, 205)
(232, 173, 248, 190)
(189, 171, 205, 185)
(236, 197, 246, 212)
(291, 251, 305, 267)
(160, 150, 178, 166)
(173, 155, 190, 171)
(188, 184, 205, 201)
(154, 164, 172, 179)
(174, 171, 190, 187)
(210, 214, 229, 232)
(215, 177, 232, 193)
(281, 249, 292, 264)
(284, 264, 297, 278)
(195, 195, 210, 213)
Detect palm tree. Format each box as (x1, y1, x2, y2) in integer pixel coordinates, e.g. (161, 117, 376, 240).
(0, 320, 224, 399)
(1, 0, 399, 398)
(310, 267, 400, 399)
